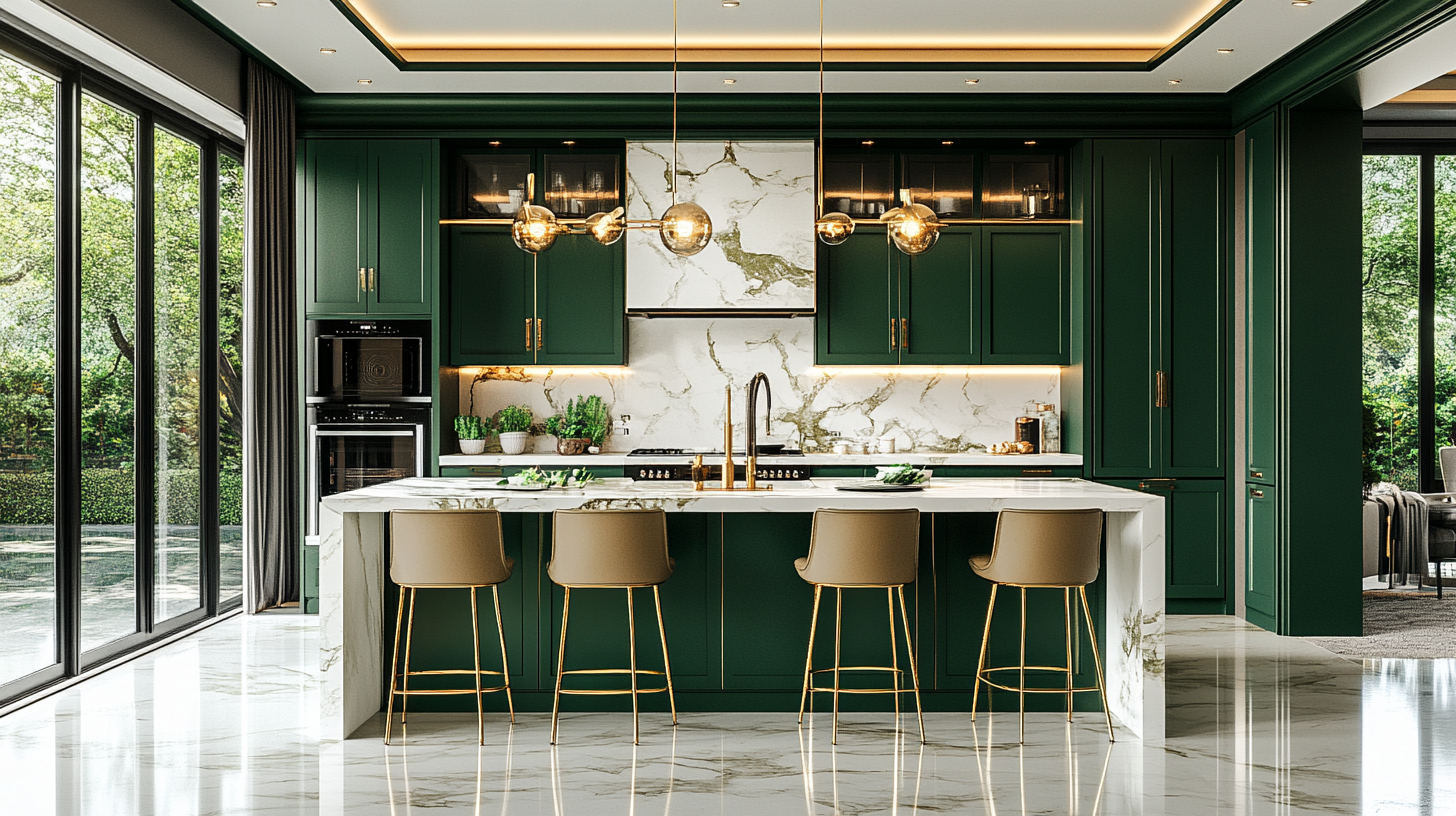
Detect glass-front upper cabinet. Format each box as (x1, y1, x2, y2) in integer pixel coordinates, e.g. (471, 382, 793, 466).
(541, 152, 621, 218)
(903, 154, 977, 218)
(982, 152, 1067, 220)
(456, 151, 531, 218)
(822, 154, 894, 218)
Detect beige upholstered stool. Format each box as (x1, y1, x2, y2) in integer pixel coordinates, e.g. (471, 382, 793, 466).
(969, 508, 1113, 743)
(795, 508, 924, 744)
(549, 509, 678, 745)
(385, 509, 516, 745)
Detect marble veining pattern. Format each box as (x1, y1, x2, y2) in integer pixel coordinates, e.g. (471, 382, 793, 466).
(462, 318, 1060, 453)
(6, 614, 1456, 814)
(626, 141, 815, 311)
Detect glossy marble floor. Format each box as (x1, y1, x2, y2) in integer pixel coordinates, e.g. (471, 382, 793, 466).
(1, 613, 1454, 815)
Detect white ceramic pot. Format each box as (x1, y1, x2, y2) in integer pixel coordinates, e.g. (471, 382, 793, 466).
(498, 432, 530, 455)
(458, 438, 487, 455)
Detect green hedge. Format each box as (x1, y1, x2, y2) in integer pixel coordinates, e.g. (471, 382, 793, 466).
(0, 469, 243, 526)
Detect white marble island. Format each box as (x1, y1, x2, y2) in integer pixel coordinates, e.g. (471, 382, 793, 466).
(319, 477, 1164, 742)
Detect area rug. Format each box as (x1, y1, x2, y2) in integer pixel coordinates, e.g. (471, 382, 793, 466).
(1304, 593, 1456, 659)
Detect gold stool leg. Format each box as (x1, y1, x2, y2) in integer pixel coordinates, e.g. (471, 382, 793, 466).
(470, 587, 484, 745)
(653, 585, 678, 727)
(887, 588, 900, 721)
(897, 586, 926, 744)
(492, 585, 516, 724)
(627, 587, 640, 745)
(798, 585, 823, 724)
(1064, 588, 1074, 722)
(551, 587, 572, 745)
(1078, 587, 1115, 742)
(832, 587, 843, 745)
(971, 584, 997, 721)
(384, 588, 406, 744)
(1018, 587, 1027, 744)
(402, 587, 417, 728)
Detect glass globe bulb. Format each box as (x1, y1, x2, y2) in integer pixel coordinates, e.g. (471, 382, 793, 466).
(815, 211, 855, 245)
(658, 201, 713, 257)
(881, 202, 940, 256)
(512, 203, 560, 253)
(584, 207, 626, 246)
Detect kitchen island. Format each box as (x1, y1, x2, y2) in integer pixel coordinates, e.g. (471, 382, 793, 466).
(319, 477, 1164, 741)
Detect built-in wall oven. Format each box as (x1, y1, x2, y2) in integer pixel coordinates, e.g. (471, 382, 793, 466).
(306, 319, 432, 535)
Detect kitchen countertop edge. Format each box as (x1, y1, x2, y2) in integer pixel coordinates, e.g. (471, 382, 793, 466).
(438, 452, 1084, 467)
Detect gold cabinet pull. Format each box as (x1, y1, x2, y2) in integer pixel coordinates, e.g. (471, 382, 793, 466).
(1250, 488, 1265, 499)
(358, 267, 367, 292)
(890, 318, 898, 350)
(1155, 370, 1169, 408)
(536, 318, 543, 350)
(1250, 469, 1264, 480)
(901, 318, 909, 351)
(526, 318, 533, 350)
(1138, 478, 1176, 491)
(368, 267, 376, 292)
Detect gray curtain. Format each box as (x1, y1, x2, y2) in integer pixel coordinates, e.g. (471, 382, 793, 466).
(243, 59, 299, 612)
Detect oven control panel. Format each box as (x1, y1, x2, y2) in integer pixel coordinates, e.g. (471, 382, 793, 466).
(632, 464, 808, 481)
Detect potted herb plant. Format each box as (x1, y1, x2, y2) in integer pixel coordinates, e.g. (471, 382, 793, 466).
(544, 395, 609, 456)
(454, 414, 491, 455)
(495, 405, 534, 455)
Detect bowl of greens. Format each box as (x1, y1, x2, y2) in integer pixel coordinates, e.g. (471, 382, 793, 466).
(500, 467, 599, 488)
(874, 465, 932, 485)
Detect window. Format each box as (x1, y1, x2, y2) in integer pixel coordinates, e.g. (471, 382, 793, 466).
(0, 31, 244, 703)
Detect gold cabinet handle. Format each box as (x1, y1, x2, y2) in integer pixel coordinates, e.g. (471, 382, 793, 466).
(1155, 370, 1169, 408)
(1138, 478, 1176, 491)
(1250, 488, 1265, 499)
(536, 318, 543, 351)
(358, 267, 367, 292)
(890, 318, 898, 350)
(1250, 470, 1264, 479)
(901, 318, 909, 351)
(368, 267, 376, 292)
(526, 318, 533, 351)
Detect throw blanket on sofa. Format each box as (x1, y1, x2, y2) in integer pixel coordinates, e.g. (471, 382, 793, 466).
(1369, 486, 1429, 586)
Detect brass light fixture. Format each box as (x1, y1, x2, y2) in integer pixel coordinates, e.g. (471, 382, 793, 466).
(881, 188, 940, 255)
(656, 0, 713, 256)
(511, 172, 564, 253)
(814, 0, 854, 246)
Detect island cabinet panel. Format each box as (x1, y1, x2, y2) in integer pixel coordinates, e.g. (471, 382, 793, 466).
(303, 139, 435, 316)
(1105, 479, 1228, 614)
(931, 514, 1107, 711)
(536, 235, 626, 366)
(448, 228, 534, 366)
(721, 514, 817, 689)
(815, 230, 898, 365)
(980, 227, 1070, 365)
(899, 230, 978, 364)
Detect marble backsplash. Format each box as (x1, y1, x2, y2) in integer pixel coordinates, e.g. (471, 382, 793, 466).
(456, 318, 1059, 454)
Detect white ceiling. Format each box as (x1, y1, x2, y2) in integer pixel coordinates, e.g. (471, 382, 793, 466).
(190, 0, 1369, 95)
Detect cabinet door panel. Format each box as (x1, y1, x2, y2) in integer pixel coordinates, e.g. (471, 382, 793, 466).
(1245, 116, 1280, 482)
(448, 228, 534, 366)
(901, 230, 978, 364)
(815, 230, 898, 365)
(304, 140, 367, 314)
(1162, 140, 1226, 476)
(1092, 141, 1160, 476)
(369, 140, 433, 314)
(981, 227, 1068, 364)
(1168, 479, 1227, 602)
(722, 514, 815, 689)
(1245, 482, 1279, 631)
(537, 234, 626, 366)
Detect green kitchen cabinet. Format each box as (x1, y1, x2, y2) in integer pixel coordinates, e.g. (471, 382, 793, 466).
(1245, 115, 1279, 485)
(1105, 478, 1229, 613)
(815, 230, 899, 365)
(981, 227, 1070, 364)
(303, 139, 435, 316)
(900, 231, 979, 364)
(1244, 482, 1279, 631)
(1091, 139, 1226, 478)
(448, 229, 626, 366)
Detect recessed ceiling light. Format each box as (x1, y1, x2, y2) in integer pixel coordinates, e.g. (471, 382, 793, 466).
(256, 0, 276, 6)
(1168, 79, 1182, 85)
(356, 79, 372, 85)
(965, 79, 980, 85)
(1024, 140, 1037, 146)
(722, 0, 740, 6)
(941, 140, 954, 145)
(319, 48, 336, 55)
(488, 140, 502, 146)
(562, 140, 576, 146)
(862, 140, 875, 146)
(1291, 0, 1312, 5)
(723, 78, 736, 85)
(1216, 48, 1234, 54)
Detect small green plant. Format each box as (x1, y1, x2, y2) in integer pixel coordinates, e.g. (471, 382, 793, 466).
(496, 405, 534, 434)
(454, 414, 491, 440)
(544, 395, 609, 445)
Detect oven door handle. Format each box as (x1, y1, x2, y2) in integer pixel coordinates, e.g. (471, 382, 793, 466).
(313, 429, 416, 437)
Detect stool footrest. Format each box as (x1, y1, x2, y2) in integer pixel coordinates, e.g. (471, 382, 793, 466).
(560, 668, 666, 677)
(391, 686, 510, 696)
(808, 686, 903, 695)
(810, 665, 900, 675)
(398, 669, 507, 678)
(558, 687, 671, 696)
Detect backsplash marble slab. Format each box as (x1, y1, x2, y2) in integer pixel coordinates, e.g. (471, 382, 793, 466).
(457, 318, 1059, 454)
(626, 141, 815, 311)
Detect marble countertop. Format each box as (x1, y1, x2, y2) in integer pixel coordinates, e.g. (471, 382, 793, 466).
(321, 476, 1152, 514)
(438, 452, 1084, 467)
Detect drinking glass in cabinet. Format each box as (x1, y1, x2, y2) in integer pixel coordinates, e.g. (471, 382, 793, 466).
(903, 154, 976, 218)
(822, 154, 894, 217)
(541, 154, 621, 218)
(457, 153, 530, 218)
(982, 153, 1066, 220)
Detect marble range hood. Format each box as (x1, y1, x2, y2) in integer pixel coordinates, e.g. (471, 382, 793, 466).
(626, 141, 817, 317)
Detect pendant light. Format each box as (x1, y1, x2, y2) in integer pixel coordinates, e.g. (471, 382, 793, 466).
(657, 0, 713, 257)
(814, 0, 854, 246)
(881, 187, 940, 255)
(511, 172, 564, 253)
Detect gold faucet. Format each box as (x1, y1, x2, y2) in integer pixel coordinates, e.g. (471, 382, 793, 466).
(721, 386, 735, 489)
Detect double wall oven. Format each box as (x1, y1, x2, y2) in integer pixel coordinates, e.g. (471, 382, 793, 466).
(306, 320, 431, 534)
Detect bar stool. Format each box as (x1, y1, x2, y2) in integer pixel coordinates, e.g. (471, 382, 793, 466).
(385, 509, 516, 745)
(795, 508, 924, 745)
(549, 509, 678, 745)
(969, 508, 1113, 743)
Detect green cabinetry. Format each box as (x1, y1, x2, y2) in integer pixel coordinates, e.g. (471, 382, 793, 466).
(981, 227, 1070, 364)
(1244, 116, 1279, 485)
(303, 139, 435, 316)
(1244, 483, 1279, 630)
(1105, 478, 1229, 614)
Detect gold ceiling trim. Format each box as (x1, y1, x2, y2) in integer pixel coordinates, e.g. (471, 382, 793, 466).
(396, 47, 1160, 64)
